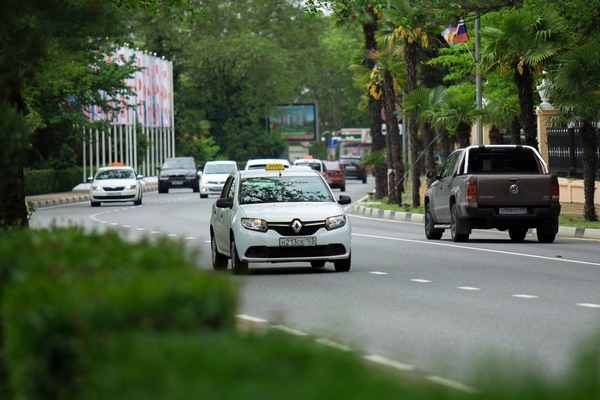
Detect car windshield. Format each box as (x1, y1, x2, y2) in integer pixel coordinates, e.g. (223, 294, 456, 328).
(204, 163, 237, 174)
(240, 176, 333, 204)
(96, 169, 134, 180)
(294, 162, 321, 171)
(162, 159, 195, 169)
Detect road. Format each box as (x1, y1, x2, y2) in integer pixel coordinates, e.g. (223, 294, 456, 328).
(29, 178, 600, 388)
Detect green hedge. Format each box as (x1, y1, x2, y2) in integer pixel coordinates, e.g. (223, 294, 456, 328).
(0, 227, 237, 400)
(24, 168, 84, 195)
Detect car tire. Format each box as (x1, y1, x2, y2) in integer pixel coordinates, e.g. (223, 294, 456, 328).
(450, 204, 469, 242)
(311, 261, 326, 268)
(341, 185, 346, 192)
(537, 232, 556, 243)
(193, 181, 200, 193)
(211, 234, 228, 270)
(424, 203, 443, 240)
(200, 194, 208, 199)
(158, 185, 168, 194)
(133, 194, 142, 206)
(362, 176, 367, 184)
(334, 253, 351, 272)
(230, 237, 248, 275)
(508, 227, 527, 242)
(91, 201, 101, 207)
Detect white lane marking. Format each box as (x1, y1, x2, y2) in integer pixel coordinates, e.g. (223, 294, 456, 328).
(122, 225, 131, 228)
(426, 375, 479, 393)
(353, 233, 600, 267)
(136, 228, 145, 231)
(577, 303, 600, 308)
(110, 223, 119, 226)
(363, 354, 415, 371)
(184, 237, 195, 240)
(512, 294, 538, 299)
(100, 221, 107, 224)
(236, 314, 268, 324)
(370, 271, 388, 275)
(167, 233, 177, 237)
(458, 286, 480, 291)
(272, 325, 309, 336)
(314, 338, 353, 352)
(150, 231, 160, 234)
(411, 279, 431, 283)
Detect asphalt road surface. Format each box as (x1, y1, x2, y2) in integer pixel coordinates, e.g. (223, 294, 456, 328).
(29, 177, 600, 388)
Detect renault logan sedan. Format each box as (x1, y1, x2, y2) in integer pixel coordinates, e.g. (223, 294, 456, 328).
(209, 163, 352, 275)
(89, 166, 143, 207)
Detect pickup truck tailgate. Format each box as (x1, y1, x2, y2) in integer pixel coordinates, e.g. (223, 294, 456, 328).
(476, 175, 553, 206)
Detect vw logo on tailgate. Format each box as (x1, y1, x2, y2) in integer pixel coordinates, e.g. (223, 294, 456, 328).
(509, 184, 519, 195)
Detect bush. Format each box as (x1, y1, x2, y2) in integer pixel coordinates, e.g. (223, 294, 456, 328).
(24, 168, 84, 195)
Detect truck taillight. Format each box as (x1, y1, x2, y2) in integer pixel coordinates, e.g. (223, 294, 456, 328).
(466, 176, 477, 204)
(551, 175, 560, 203)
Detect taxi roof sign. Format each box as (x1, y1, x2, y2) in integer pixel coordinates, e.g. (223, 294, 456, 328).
(265, 163, 286, 171)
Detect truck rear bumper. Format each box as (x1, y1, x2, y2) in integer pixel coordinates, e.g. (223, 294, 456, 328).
(458, 203, 561, 231)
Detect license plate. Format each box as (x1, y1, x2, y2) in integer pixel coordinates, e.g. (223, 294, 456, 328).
(171, 181, 183, 185)
(279, 237, 316, 247)
(499, 207, 527, 215)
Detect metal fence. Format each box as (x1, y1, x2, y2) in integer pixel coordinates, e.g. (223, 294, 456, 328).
(547, 127, 600, 179)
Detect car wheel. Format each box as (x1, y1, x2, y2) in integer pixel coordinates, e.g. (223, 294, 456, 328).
(450, 204, 469, 242)
(211, 234, 228, 270)
(537, 232, 556, 243)
(200, 194, 208, 199)
(230, 237, 248, 275)
(133, 194, 142, 206)
(508, 227, 527, 242)
(334, 254, 351, 272)
(91, 201, 101, 207)
(158, 185, 168, 194)
(362, 176, 367, 184)
(341, 185, 346, 192)
(193, 181, 200, 193)
(424, 203, 443, 240)
(311, 261, 326, 268)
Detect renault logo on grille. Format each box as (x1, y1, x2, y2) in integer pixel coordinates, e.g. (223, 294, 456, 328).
(509, 184, 519, 195)
(291, 219, 303, 234)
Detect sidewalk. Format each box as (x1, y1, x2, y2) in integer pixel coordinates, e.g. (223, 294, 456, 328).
(347, 201, 600, 240)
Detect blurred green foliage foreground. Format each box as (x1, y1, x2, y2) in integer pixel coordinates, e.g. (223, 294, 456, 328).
(1, 227, 599, 400)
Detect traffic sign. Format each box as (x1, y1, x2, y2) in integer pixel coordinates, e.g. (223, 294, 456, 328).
(328, 138, 338, 147)
(381, 104, 402, 122)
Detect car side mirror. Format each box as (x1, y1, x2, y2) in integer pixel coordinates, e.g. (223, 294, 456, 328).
(87, 176, 93, 182)
(216, 198, 232, 208)
(137, 174, 144, 180)
(338, 195, 351, 205)
(156, 167, 161, 172)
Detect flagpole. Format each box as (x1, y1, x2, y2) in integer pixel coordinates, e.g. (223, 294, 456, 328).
(475, 12, 483, 145)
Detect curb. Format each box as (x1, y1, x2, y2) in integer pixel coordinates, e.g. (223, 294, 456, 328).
(347, 204, 600, 241)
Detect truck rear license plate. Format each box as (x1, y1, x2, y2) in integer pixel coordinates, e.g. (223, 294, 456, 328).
(279, 237, 316, 247)
(499, 207, 527, 215)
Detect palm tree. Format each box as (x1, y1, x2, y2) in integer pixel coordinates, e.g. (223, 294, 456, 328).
(480, 10, 566, 150)
(379, 0, 431, 207)
(547, 34, 600, 222)
(470, 94, 520, 144)
(335, 1, 389, 199)
(433, 92, 476, 149)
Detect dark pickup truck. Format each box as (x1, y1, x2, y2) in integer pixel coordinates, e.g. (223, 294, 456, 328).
(424, 145, 561, 243)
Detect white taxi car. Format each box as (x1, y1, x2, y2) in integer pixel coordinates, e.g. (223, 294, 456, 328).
(89, 166, 143, 207)
(210, 163, 352, 275)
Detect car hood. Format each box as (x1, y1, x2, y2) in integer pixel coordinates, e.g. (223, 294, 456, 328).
(160, 168, 195, 176)
(92, 178, 137, 187)
(240, 202, 346, 221)
(202, 173, 230, 182)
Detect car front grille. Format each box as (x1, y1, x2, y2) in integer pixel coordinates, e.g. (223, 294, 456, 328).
(268, 221, 324, 236)
(168, 174, 186, 180)
(103, 186, 126, 191)
(245, 244, 347, 258)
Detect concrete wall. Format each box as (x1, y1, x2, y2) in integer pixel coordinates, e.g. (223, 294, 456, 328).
(559, 177, 600, 204)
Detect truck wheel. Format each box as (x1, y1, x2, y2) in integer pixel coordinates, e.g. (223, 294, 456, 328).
(509, 227, 527, 242)
(425, 203, 443, 240)
(537, 232, 556, 243)
(450, 204, 469, 242)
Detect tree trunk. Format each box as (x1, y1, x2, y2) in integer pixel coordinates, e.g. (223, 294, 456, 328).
(383, 69, 402, 205)
(579, 122, 598, 221)
(363, 21, 387, 199)
(510, 117, 521, 144)
(439, 127, 451, 161)
(456, 121, 471, 148)
(405, 42, 420, 207)
(489, 124, 502, 144)
(513, 65, 537, 149)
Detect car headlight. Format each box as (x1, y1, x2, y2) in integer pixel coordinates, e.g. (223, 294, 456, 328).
(186, 174, 196, 179)
(92, 185, 104, 191)
(241, 218, 268, 232)
(325, 215, 346, 230)
(125, 184, 137, 190)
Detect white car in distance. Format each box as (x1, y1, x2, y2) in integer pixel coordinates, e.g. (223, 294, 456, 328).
(210, 163, 352, 275)
(89, 166, 143, 207)
(199, 160, 239, 199)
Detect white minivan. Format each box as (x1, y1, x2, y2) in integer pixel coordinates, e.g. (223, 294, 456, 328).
(199, 160, 238, 198)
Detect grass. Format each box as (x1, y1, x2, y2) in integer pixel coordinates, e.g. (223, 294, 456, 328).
(361, 194, 600, 230)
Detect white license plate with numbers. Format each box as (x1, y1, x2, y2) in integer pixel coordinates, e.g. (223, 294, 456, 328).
(499, 207, 527, 215)
(279, 237, 316, 247)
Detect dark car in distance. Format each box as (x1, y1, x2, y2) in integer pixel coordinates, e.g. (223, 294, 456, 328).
(339, 156, 367, 183)
(157, 157, 200, 193)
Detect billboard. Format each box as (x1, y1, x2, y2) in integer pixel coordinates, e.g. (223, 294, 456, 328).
(268, 102, 317, 141)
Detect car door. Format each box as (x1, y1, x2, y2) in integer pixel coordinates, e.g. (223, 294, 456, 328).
(433, 152, 459, 222)
(213, 175, 237, 255)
